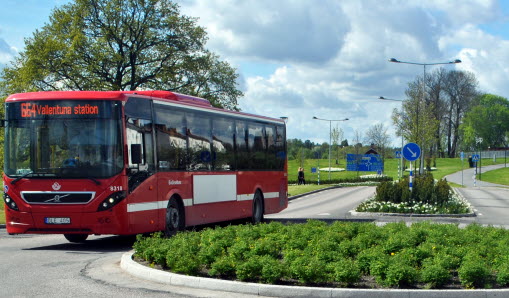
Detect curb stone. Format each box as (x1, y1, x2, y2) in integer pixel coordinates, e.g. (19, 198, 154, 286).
(121, 251, 509, 297)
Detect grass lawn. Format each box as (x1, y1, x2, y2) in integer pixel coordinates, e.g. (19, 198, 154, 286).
(478, 167, 509, 186)
(289, 157, 506, 183)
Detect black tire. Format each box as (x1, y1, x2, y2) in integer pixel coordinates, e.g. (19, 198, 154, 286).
(64, 234, 88, 243)
(252, 191, 264, 224)
(165, 197, 185, 237)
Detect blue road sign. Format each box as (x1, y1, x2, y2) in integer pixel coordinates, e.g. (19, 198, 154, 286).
(460, 151, 465, 161)
(395, 151, 402, 158)
(311, 167, 317, 173)
(402, 143, 421, 161)
(472, 154, 480, 162)
(346, 154, 384, 172)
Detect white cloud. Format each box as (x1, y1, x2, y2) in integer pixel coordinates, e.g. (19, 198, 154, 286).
(177, 0, 504, 145)
(1, 0, 506, 147)
(0, 37, 17, 67)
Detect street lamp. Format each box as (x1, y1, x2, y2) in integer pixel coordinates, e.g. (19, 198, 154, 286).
(379, 96, 405, 180)
(389, 57, 461, 175)
(312, 116, 349, 182)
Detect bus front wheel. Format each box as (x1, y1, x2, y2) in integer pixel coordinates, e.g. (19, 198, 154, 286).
(165, 198, 185, 237)
(64, 234, 88, 243)
(252, 191, 264, 224)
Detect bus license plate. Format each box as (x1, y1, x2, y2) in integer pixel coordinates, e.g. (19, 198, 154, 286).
(45, 217, 71, 225)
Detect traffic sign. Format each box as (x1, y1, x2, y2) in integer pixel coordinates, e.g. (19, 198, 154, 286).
(395, 151, 402, 158)
(460, 152, 464, 161)
(402, 143, 421, 161)
(472, 154, 480, 162)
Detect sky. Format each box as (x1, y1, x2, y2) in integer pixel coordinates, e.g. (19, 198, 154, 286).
(1, 0, 509, 147)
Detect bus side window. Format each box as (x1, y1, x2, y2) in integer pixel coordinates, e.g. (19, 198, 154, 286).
(127, 118, 154, 192)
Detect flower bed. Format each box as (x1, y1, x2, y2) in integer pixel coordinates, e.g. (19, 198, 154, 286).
(356, 197, 471, 215)
(355, 173, 470, 215)
(134, 220, 509, 289)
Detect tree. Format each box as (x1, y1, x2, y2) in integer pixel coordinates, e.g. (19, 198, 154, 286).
(461, 94, 509, 150)
(365, 123, 390, 160)
(442, 70, 478, 157)
(0, 0, 242, 110)
(392, 69, 478, 160)
(331, 125, 344, 164)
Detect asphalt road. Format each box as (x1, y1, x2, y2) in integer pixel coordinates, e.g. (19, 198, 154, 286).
(0, 231, 267, 297)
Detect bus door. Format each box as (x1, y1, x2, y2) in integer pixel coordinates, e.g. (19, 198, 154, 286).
(124, 97, 158, 233)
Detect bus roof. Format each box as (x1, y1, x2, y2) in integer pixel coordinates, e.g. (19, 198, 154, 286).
(5, 90, 286, 124)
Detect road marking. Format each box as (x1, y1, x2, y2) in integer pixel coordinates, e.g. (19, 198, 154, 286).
(317, 213, 331, 216)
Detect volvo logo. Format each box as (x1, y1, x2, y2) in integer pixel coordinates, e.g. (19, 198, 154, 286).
(52, 182, 62, 191)
(44, 194, 70, 203)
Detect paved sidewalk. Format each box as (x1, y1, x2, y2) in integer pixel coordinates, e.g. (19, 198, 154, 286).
(444, 163, 508, 188)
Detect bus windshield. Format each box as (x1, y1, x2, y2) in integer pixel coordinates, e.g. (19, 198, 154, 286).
(4, 100, 123, 179)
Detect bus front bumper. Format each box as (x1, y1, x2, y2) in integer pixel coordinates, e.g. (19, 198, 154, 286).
(4, 208, 127, 235)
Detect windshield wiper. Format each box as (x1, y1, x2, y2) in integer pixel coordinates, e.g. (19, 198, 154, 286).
(11, 172, 35, 185)
(11, 172, 55, 185)
(11, 169, 101, 185)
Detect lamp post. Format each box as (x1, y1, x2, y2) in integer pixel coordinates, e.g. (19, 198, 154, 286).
(312, 116, 349, 182)
(388, 58, 461, 175)
(379, 96, 404, 180)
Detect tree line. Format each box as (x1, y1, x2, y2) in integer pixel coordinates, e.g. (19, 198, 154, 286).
(392, 68, 509, 160)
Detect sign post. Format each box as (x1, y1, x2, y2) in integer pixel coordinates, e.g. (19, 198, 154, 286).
(472, 154, 480, 187)
(460, 152, 464, 186)
(402, 143, 421, 191)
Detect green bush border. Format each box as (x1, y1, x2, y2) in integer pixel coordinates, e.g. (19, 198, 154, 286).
(355, 174, 470, 215)
(134, 220, 509, 289)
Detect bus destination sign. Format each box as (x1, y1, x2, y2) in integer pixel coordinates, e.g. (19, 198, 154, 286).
(21, 102, 99, 118)
(7, 100, 117, 120)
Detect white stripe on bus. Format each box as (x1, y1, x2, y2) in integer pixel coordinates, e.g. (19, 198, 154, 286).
(126, 192, 280, 213)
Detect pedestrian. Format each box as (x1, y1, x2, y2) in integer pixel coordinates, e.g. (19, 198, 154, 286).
(298, 167, 306, 185)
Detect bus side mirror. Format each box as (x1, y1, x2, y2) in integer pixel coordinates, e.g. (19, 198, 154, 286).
(130, 144, 142, 164)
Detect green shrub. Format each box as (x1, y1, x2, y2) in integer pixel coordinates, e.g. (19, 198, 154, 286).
(235, 256, 264, 281)
(496, 264, 509, 286)
(383, 257, 418, 287)
(133, 221, 509, 289)
(329, 259, 361, 285)
(420, 260, 450, 288)
(369, 253, 390, 284)
(209, 255, 236, 278)
(289, 255, 328, 284)
(434, 178, 451, 206)
(164, 232, 201, 275)
(260, 256, 285, 284)
(356, 246, 386, 275)
(133, 232, 169, 265)
(458, 256, 493, 289)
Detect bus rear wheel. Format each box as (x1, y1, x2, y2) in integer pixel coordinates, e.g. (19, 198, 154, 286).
(252, 191, 264, 224)
(165, 198, 185, 237)
(64, 234, 88, 243)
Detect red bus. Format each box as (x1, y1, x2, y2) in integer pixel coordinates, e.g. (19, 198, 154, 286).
(2, 91, 288, 242)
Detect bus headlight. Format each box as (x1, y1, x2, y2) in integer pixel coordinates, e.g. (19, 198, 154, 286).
(97, 191, 126, 212)
(4, 194, 19, 211)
